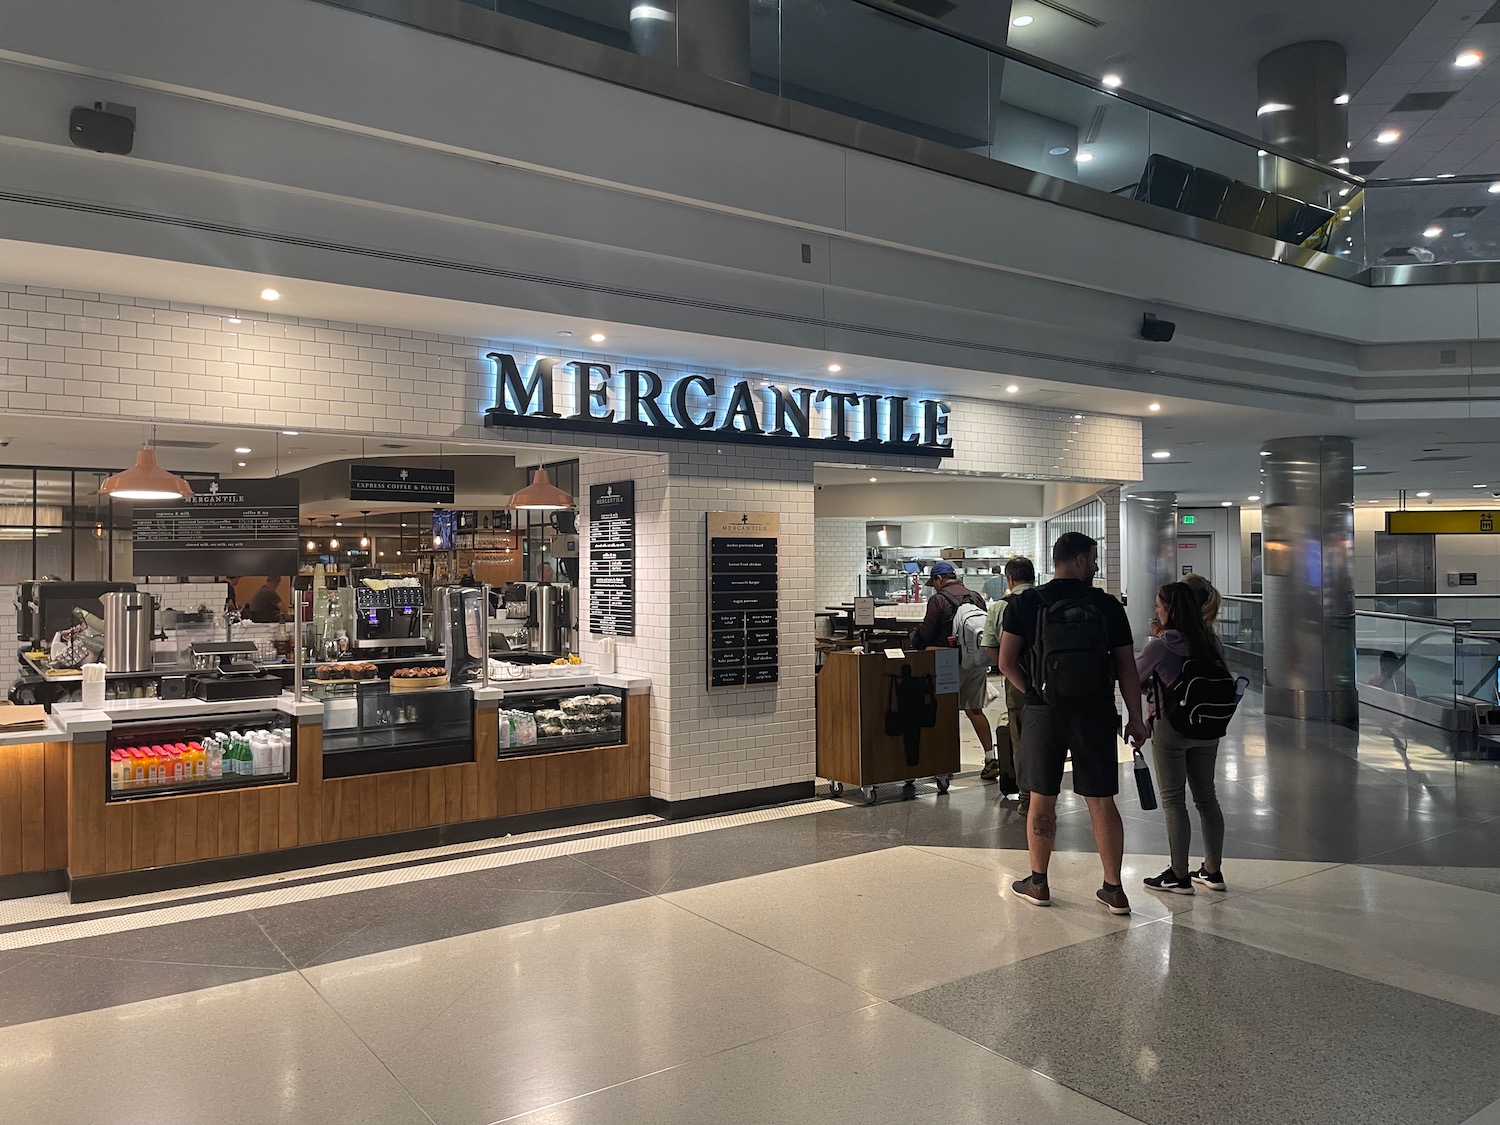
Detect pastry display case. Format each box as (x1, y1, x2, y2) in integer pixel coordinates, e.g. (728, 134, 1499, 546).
(311, 679, 474, 777)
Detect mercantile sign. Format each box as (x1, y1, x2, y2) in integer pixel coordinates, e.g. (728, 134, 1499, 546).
(482, 353, 953, 456)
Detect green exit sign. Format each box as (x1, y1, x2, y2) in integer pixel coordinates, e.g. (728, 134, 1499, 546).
(1181, 514, 1196, 524)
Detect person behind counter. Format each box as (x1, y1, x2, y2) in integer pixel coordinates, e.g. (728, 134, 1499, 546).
(242, 576, 288, 623)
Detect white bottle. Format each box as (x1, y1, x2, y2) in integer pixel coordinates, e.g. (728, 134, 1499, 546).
(252, 733, 270, 775)
(207, 741, 223, 780)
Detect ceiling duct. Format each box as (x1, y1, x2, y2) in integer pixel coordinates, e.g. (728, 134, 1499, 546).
(1034, 0, 1103, 28)
(867, 523, 902, 548)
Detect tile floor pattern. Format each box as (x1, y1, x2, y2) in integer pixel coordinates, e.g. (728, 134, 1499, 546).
(1, 693, 1499, 1124)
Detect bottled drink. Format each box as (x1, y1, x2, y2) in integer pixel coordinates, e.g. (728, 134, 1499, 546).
(206, 740, 223, 780)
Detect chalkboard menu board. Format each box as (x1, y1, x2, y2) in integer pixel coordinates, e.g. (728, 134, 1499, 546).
(588, 481, 636, 637)
(133, 478, 300, 577)
(706, 511, 779, 689)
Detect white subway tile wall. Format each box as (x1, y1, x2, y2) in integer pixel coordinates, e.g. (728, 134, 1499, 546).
(815, 519, 867, 611)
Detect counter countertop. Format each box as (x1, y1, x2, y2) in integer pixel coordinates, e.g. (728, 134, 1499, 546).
(0, 716, 67, 745)
(53, 694, 313, 734)
(496, 671, 650, 696)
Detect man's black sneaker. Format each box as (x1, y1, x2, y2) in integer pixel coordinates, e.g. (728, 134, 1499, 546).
(1096, 885, 1131, 915)
(979, 759, 1002, 782)
(1143, 868, 1195, 896)
(997, 772, 1020, 796)
(1191, 865, 1227, 892)
(1011, 876, 1051, 907)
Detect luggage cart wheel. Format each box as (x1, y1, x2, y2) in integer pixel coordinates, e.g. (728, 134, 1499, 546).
(829, 780, 844, 797)
(862, 786, 877, 805)
(935, 775, 951, 794)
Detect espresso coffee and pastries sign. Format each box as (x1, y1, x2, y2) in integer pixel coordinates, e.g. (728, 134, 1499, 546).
(483, 353, 953, 456)
(349, 465, 455, 503)
(133, 479, 300, 577)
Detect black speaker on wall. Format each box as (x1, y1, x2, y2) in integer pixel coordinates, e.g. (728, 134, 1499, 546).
(1140, 313, 1176, 342)
(69, 103, 135, 155)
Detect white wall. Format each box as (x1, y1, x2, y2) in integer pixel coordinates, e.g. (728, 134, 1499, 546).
(814, 519, 865, 611)
(1176, 506, 1243, 593)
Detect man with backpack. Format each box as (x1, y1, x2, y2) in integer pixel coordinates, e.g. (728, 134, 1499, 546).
(911, 561, 994, 769)
(997, 533, 1149, 916)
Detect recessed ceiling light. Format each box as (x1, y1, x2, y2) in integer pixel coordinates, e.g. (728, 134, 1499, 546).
(1377, 129, 1401, 144)
(589, 332, 606, 343)
(1330, 156, 1350, 165)
(282, 430, 299, 436)
(1456, 50, 1483, 68)
(1338, 187, 1351, 197)
(1369, 499, 1379, 504)
(1353, 465, 1367, 471)
(868, 476, 878, 483)
(1048, 145, 1071, 156)
(1248, 495, 1261, 502)
(557, 330, 573, 337)
(1257, 102, 1293, 115)
(1489, 183, 1500, 195)
(1151, 450, 1171, 459)
(1012, 14, 1033, 25)
(1221, 501, 1233, 507)
(1423, 225, 1444, 238)
(1334, 93, 1350, 105)
(1075, 151, 1095, 163)
(1147, 402, 1162, 412)
(1073, 414, 1084, 420)
(234, 447, 251, 454)
(1438, 173, 1456, 179)
(827, 363, 842, 373)
(1005, 384, 1019, 394)
(227, 317, 242, 324)
(1416, 491, 1431, 498)
(1453, 231, 1468, 238)
(259, 288, 280, 301)
(1475, 484, 1488, 489)
(1256, 149, 1268, 157)
(1102, 74, 1123, 88)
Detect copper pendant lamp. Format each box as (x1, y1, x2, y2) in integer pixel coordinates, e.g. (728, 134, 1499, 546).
(98, 445, 194, 501)
(509, 466, 574, 511)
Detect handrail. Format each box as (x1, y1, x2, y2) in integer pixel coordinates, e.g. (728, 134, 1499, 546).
(1355, 609, 1463, 629)
(849, 0, 1366, 190)
(1364, 174, 1500, 189)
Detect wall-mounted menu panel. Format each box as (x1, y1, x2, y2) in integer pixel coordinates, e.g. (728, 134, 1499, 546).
(588, 481, 635, 637)
(706, 511, 779, 689)
(133, 479, 299, 577)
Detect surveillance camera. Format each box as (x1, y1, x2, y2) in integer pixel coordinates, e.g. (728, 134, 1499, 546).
(1490, 490, 1500, 499)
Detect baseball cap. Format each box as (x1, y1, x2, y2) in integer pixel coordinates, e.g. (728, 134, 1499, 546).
(926, 560, 956, 585)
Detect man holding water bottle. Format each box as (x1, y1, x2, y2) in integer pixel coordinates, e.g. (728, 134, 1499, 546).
(997, 533, 1149, 916)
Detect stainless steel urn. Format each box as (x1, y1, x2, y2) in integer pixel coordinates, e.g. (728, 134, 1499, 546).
(102, 590, 155, 673)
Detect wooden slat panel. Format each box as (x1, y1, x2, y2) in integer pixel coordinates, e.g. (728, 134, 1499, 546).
(324, 776, 345, 842)
(544, 756, 562, 810)
(356, 777, 378, 838)
(559, 753, 580, 810)
(43, 741, 69, 870)
(474, 709, 498, 820)
(444, 766, 464, 823)
(392, 772, 414, 833)
(258, 788, 279, 854)
(460, 762, 479, 823)
(376, 776, 397, 836)
(175, 798, 198, 865)
(495, 758, 520, 818)
(529, 756, 547, 812)
(196, 794, 222, 860)
(218, 791, 241, 857)
(238, 791, 260, 856)
(338, 779, 361, 840)
(297, 723, 322, 847)
(104, 802, 133, 873)
(19, 742, 46, 872)
(410, 770, 432, 827)
(0, 745, 22, 876)
(131, 802, 158, 870)
(278, 783, 299, 850)
(153, 798, 176, 868)
(599, 744, 618, 804)
(579, 748, 604, 808)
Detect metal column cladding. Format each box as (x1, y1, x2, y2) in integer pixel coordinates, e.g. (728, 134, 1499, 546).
(1124, 492, 1177, 645)
(1257, 41, 1349, 166)
(1261, 436, 1357, 725)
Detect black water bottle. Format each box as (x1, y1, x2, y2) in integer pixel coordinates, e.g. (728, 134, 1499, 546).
(1133, 748, 1159, 811)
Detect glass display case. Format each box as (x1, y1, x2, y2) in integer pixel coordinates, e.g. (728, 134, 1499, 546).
(311, 680, 474, 777)
(498, 686, 624, 757)
(107, 710, 293, 801)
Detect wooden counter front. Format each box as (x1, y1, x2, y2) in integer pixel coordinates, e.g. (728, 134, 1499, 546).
(63, 691, 652, 895)
(0, 738, 69, 882)
(817, 652, 959, 787)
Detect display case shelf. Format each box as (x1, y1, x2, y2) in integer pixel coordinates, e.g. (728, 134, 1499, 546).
(498, 686, 625, 758)
(106, 711, 294, 802)
(309, 680, 475, 777)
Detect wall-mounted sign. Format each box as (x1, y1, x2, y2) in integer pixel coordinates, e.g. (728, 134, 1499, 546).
(1181, 514, 1196, 525)
(588, 481, 635, 638)
(1388, 510, 1500, 535)
(133, 479, 299, 577)
(350, 465, 455, 503)
(483, 353, 953, 457)
(707, 511, 780, 689)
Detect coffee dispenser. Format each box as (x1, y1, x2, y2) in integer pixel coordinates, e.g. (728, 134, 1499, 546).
(437, 585, 485, 684)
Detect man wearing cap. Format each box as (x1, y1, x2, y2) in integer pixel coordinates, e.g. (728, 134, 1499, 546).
(911, 561, 995, 770)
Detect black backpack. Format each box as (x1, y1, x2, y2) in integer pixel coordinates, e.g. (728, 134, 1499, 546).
(1031, 589, 1114, 706)
(1154, 656, 1244, 739)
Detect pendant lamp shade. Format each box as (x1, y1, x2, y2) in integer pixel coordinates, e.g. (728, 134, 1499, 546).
(509, 466, 574, 511)
(98, 448, 194, 501)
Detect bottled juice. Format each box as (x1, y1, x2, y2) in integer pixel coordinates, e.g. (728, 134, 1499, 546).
(206, 740, 223, 780)
(189, 742, 205, 781)
(110, 751, 123, 790)
(132, 748, 150, 787)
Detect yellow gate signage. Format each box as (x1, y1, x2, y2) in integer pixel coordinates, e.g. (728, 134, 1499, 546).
(1387, 510, 1500, 534)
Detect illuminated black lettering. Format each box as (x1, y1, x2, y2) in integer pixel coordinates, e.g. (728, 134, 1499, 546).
(488, 352, 559, 418)
(622, 369, 671, 428)
(816, 390, 859, 441)
(719, 380, 763, 434)
(568, 361, 615, 422)
(768, 386, 815, 438)
(671, 375, 717, 430)
(920, 399, 952, 448)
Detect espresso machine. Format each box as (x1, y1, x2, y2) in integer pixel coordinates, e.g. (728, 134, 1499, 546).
(349, 583, 426, 650)
(437, 585, 485, 684)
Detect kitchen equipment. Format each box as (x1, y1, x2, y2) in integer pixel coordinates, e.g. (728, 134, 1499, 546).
(15, 580, 136, 646)
(102, 590, 158, 673)
(185, 641, 282, 702)
(527, 583, 566, 656)
(351, 583, 426, 649)
(437, 586, 485, 684)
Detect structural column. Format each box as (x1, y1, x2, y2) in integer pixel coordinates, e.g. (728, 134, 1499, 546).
(630, 0, 751, 86)
(1124, 491, 1177, 644)
(1261, 436, 1357, 724)
(1257, 41, 1349, 165)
